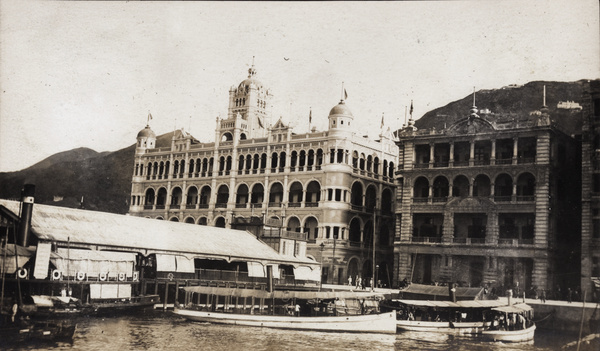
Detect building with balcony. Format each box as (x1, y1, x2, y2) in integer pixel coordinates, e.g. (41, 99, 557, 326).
(394, 96, 581, 294)
(581, 79, 600, 297)
(128, 64, 399, 287)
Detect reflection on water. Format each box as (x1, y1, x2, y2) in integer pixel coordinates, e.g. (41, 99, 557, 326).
(0, 311, 580, 351)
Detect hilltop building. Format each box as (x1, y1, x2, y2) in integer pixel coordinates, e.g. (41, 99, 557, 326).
(128, 65, 399, 287)
(393, 92, 581, 294)
(580, 79, 600, 297)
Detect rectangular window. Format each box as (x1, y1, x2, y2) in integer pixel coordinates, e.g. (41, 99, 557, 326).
(335, 189, 342, 201)
(328, 189, 333, 201)
(333, 227, 339, 239)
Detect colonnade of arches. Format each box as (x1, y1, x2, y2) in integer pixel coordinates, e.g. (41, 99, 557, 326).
(134, 147, 396, 183)
(412, 172, 536, 202)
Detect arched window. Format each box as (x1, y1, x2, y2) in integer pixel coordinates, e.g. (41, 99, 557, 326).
(236, 184, 249, 207)
(349, 218, 361, 243)
(304, 216, 319, 240)
(288, 182, 303, 206)
(452, 175, 469, 198)
(216, 185, 229, 207)
(251, 183, 264, 206)
(494, 173, 513, 201)
(381, 188, 393, 214)
(269, 183, 284, 206)
(306, 181, 321, 206)
(171, 187, 183, 208)
(215, 217, 226, 228)
(199, 186, 211, 208)
(433, 176, 449, 201)
(144, 188, 155, 208)
(414, 177, 430, 200)
(365, 185, 377, 213)
(156, 188, 167, 208)
(287, 217, 301, 232)
(473, 174, 491, 197)
(186, 186, 198, 206)
(351, 182, 363, 207)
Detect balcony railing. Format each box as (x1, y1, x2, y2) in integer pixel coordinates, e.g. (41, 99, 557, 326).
(413, 197, 428, 203)
(411, 236, 442, 243)
(235, 203, 247, 208)
(288, 202, 301, 208)
(495, 158, 512, 165)
(144, 204, 153, 210)
(414, 163, 429, 169)
(432, 197, 448, 203)
(494, 196, 512, 202)
(215, 203, 227, 208)
(305, 202, 319, 207)
(518, 157, 535, 164)
(516, 195, 535, 202)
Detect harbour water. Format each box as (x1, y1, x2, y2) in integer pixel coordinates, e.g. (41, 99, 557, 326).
(1, 310, 583, 351)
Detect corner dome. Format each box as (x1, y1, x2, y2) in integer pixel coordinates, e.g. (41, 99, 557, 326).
(329, 101, 354, 118)
(137, 125, 156, 139)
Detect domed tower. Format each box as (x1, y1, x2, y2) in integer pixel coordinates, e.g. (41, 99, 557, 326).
(328, 99, 354, 136)
(136, 124, 156, 155)
(226, 63, 272, 140)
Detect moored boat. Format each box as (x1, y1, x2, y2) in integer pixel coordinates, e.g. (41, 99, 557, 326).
(480, 303, 536, 343)
(480, 323, 536, 343)
(173, 285, 397, 334)
(388, 299, 505, 334)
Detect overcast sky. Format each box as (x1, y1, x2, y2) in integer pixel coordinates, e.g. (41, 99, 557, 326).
(1, 0, 598, 172)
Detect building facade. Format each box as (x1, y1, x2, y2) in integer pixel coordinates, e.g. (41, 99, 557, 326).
(393, 98, 581, 294)
(128, 65, 399, 287)
(581, 79, 600, 298)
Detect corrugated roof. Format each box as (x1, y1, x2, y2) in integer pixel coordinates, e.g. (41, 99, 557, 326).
(0, 200, 316, 267)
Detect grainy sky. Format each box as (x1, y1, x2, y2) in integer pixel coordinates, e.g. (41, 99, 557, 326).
(1, 0, 598, 172)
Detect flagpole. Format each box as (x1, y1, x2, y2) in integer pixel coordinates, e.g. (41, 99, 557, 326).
(341, 82, 344, 101)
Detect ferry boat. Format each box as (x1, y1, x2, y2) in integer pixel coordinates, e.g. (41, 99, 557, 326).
(390, 299, 504, 334)
(173, 285, 397, 334)
(388, 298, 535, 342)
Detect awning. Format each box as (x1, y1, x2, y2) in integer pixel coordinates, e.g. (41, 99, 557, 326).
(52, 248, 136, 277)
(269, 264, 280, 279)
(176, 256, 196, 273)
(247, 262, 266, 278)
(0, 244, 35, 274)
(180, 285, 386, 300)
(293, 266, 320, 281)
(492, 303, 533, 313)
(155, 254, 176, 272)
(592, 277, 600, 289)
(393, 299, 507, 309)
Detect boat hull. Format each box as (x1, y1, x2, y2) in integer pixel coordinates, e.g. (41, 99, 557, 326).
(480, 324, 536, 343)
(174, 308, 397, 334)
(396, 320, 490, 334)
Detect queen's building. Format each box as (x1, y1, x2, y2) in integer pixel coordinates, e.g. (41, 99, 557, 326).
(128, 65, 399, 287)
(393, 92, 581, 294)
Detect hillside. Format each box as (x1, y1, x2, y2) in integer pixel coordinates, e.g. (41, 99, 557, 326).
(0, 132, 175, 214)
(414, 80, 588, 136)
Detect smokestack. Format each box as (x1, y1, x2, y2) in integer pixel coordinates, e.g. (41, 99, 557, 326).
(18, 184, 35, 247)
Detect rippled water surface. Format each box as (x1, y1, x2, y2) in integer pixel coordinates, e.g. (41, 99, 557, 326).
(1, 311, 580, 350)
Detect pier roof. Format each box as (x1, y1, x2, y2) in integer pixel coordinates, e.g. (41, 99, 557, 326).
(0, 200, 317, 267)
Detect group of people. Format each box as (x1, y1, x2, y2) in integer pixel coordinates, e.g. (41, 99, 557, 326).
(347, 275, 374, 290)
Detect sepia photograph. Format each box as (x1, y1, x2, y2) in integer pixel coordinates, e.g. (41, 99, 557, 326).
(0, 1, 599, 349)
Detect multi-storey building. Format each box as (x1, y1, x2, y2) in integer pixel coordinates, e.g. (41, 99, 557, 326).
(128, 65, 399, 287)
(393, 96, 581, 294)
(581, 79, 600, 298)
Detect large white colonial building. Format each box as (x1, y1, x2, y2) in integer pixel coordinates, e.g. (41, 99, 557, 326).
(129, 65, 399, 287)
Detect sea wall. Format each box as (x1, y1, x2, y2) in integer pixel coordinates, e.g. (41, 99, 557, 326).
(526, 300, 600, 334)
